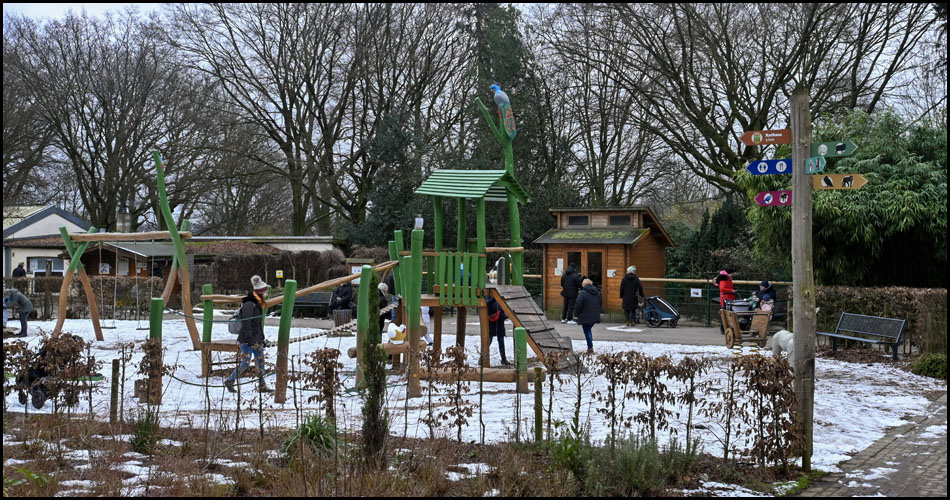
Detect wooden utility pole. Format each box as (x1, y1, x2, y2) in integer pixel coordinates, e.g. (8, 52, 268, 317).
(790, 86, 816, 471)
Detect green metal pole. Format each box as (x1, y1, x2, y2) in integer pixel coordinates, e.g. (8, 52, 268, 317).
(275, 279, 297, 403)
(202, 284, 214, 343)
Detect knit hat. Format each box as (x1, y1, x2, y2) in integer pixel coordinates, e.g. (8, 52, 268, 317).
(627, 265, 636, 274)
(378, 282, 388, 294)
(582, 278, 593, 287)
(250, 275, 270, 293)
(760, 280, 771, 288)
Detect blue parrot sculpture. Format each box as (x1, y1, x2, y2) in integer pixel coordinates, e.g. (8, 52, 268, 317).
(490, 84, 517, 140)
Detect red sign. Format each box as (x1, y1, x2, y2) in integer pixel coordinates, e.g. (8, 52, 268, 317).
(755, 190, 792, 206)
(741, 129, 792, 146)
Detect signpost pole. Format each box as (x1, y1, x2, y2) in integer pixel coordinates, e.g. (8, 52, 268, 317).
(790, 86, 816, 471)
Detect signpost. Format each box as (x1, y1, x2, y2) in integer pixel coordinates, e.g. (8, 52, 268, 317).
(740, 128, 791, 146)
(755, 190, 792, 206)
(745, 158, 793, 175)
(813, 173, 867, 190)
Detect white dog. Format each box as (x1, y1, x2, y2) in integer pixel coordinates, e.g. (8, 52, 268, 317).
(771, 329, 796, 369)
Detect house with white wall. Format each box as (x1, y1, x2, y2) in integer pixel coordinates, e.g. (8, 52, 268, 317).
(3, 206, 92, 277)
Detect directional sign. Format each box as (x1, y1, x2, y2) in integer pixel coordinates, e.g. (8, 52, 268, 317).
(810, 140, 858, 158)
(755, 190, 792, 206)
(746, 158, 793, 175)
(741, 129, 792, 146)
(813, 174, 867, 190)
(805, 156, 826, 174)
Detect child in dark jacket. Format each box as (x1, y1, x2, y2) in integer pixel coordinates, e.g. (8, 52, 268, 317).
(486, 295, 510, 366)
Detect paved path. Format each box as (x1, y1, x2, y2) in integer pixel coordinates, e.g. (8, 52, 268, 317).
(798, 392, 948, 497)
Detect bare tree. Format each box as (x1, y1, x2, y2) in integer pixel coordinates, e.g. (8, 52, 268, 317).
(6, 11, 220, 230)
(589, 3, 936, 194)
(2, 18, 57, 207)
(533, 4, 670, 206)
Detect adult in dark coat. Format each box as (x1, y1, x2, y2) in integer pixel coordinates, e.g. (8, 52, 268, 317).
(619, 265, 645, 326)
(486, 295, 510, 366)
(328, 281, 354, 317)
(4, 288, 34, 337)
(560, 263, 583, 324)
(753, 280, 776, 310)
(573, 279, 601, 352)
(12, 263, 27, 278)
(225, 275, 272, 393)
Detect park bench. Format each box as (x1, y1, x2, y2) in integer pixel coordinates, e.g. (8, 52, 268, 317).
(295, 291, 334, 318)
(817, 312, 906, 360)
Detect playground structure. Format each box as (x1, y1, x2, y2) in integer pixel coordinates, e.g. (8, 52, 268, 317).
(54, 151, 201, 350)
(63, 86, 578, 403)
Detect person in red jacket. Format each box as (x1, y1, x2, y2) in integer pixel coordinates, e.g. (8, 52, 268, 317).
(713, 270, 737, 308)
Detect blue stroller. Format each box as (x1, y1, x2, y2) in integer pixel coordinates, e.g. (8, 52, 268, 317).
(642, 296, 680, 328)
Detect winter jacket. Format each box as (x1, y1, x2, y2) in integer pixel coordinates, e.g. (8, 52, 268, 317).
(486, 295, 507, 337)
(330, 283, 353, 308)
(715, 275, 737, 308)
(619, 273, 645, 310)
(12, 265, 27, 278)
(560, 265, 582, 298)
(755, 285, 776, 304)
(3, 289, 34, 315)
(573, 284, 602, 326)
(237, 291, 266, 346)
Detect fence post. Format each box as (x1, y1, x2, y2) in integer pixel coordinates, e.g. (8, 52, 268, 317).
(515, 327, 528, 393)
(274, 279, 297, 403)
(110, 359, 120, 425)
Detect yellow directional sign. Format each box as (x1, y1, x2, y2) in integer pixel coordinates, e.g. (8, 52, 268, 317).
(813, 174, 867, 190)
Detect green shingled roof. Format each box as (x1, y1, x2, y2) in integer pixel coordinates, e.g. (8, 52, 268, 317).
(533, 228, 650, 245)
(415, 170, 530, 204)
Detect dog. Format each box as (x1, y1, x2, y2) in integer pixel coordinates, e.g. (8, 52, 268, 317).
(842, 175, 853, 187)
(771, 329, 796, 369)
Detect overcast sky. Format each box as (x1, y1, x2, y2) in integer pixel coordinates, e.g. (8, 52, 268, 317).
(2, 3, 160, 20)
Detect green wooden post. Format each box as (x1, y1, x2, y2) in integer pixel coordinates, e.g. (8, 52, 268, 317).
(275, 279, 296, 402)
(407, 230, 424, 398)
(476, 198, 487, 291)
(393, 230, 406, 294)
(534, 366, 543, 442)
(202, 284, 214, 343)
(388, 240, 401, 296)
(147, 297, 164, 405)
(456, 199, 466, 252)
(149, 297, 163, 340)
(515, 327, 528, 393)
(355, 267, 372, 389)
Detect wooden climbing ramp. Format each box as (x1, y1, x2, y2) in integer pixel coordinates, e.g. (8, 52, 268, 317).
(488, 284, 581, 371)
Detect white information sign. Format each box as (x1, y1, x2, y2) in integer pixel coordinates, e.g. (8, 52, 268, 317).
(690, 288, 702, 298)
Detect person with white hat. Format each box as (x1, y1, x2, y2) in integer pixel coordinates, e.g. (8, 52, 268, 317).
(619, 265, 645, 327)
(225, 275, 272, 393)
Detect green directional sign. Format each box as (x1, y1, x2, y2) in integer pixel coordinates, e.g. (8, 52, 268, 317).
(810, 140, 858, 158)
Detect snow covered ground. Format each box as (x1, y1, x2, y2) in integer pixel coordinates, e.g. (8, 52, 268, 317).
(4, 315, 945, 477)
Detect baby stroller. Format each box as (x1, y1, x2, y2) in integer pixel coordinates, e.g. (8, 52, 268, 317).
(642, 296, 680, 328)
(15, 334, 88, 409)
